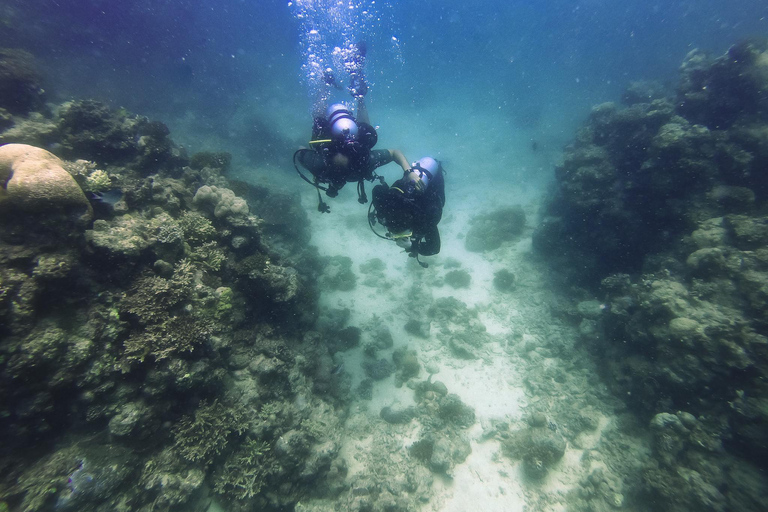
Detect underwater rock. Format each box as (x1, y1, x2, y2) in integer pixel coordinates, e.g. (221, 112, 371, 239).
(409, 433, 471, 475)
(0, 112, 58, 147)
(318, 254, 357, 291)
(393, 347, 421, 387)
(380, 405, 416, 424)
(108, 400, 156, 439)
(0, 48, 44, 115)
(189, 150, 232, 171)
(193, 184, 250, 220)
(709, 185, 755, 213)
(576, 300, 604, 319)
(404, 318, 430, 338)
(356, 378, 374, 400)
(724, 214, 768, 250)
(438, 393, 476, 428)
(363, 324, 394, 357)
(622, 80, 669, 105)
(428, 296, 488, 359)
(464, 206, 526, 252)
(274, 429, 311, 466)
(444, 268, 471, 288)
(493, 268, 516, 292)
(57, 100, 183, 169)
(678, 40, 768, 129)
(503, 426, 566, 480)
(576, 467, 626, 510)
(414, 379, 449, 401)
(0, 144, 92, 224)
(360, 257, 386, 274)
(138, 447, 205, 509)
(362, 357, 395, 381)
(14, 442, 138, 512)
(327, 326, 361, 353)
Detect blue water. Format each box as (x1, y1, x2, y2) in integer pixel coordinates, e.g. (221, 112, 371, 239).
(3, 0, 765, 189)
(2, 2, 768, 510)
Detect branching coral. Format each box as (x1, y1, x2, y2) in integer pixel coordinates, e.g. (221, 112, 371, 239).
(212, 439, 275, 500)
(122, 315, 212, 363)
(177, 210, 217, 245)
(119, 260, 212, 364)
(173, 400, 248, 464)
(190, 241, 227, 272)
(119, 271, 189, 325)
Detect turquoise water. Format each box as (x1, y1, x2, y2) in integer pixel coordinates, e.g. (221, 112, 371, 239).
(2, 0, 765, 182)
(1, 1, 768, 511)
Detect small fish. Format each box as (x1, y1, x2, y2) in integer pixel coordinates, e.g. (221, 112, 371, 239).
(331, 362, 344, 375)
(91, 189, 124, 207)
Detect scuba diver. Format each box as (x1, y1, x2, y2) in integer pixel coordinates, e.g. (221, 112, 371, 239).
(294, 42, 410, 213)
(369, 157, 446, 268)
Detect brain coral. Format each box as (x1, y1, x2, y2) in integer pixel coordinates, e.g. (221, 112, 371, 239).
(0, 143, 92, 222)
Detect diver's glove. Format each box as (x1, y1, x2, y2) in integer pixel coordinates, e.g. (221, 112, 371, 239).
(395, 238, 412, 250)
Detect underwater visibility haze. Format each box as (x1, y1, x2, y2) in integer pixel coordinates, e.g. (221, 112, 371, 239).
(1, 0, 768, 511)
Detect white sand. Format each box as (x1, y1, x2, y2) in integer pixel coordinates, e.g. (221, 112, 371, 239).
(283, 97, 640, 512)
(303, 177, 538, 510)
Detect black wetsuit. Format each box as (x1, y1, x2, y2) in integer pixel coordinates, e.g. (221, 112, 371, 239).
(296, 117, 387, 197)
(297, 146, 392, 195)
(372, 170, 445, 256)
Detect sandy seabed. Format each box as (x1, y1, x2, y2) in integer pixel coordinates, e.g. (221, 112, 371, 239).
(299, 169, 640, 512)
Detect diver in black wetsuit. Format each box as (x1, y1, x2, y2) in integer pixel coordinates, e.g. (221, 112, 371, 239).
(370, 157, 446, 266)
(294, 42, 410, 212)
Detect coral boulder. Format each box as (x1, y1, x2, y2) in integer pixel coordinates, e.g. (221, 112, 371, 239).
(0, 143, 92, 223)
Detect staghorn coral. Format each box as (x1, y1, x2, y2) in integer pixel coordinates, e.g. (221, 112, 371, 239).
(189, 241, 227, 272)
(122, 315, 212, 363)
(119, 265, 192, 325)
(117, 259, 217, 364)
(212, 439, 275, 501)
(173, 400, 247, 464)
(177, 210, 217, 245)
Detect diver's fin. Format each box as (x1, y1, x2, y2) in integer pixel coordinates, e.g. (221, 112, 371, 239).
(324, 69, 342, 89)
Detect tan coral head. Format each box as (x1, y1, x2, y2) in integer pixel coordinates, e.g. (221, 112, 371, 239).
(0, 143, 93, 223)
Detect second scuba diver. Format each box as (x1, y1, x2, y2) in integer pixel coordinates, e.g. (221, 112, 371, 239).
(370, 157, 446, 267)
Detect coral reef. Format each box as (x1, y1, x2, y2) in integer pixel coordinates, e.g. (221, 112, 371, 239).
(502, 424, 567, 480)
(444, 268, 471, 288)
(0, 48, 44, 115)
(428, 296, 489, 359)
(0, 144, 92, 226)
(536, 39, 768, 511)
(464, 206, 526, 252)
(0, 92, 339, 512)
(319, 255, 357, 291)
(493, 268, 516, 292)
